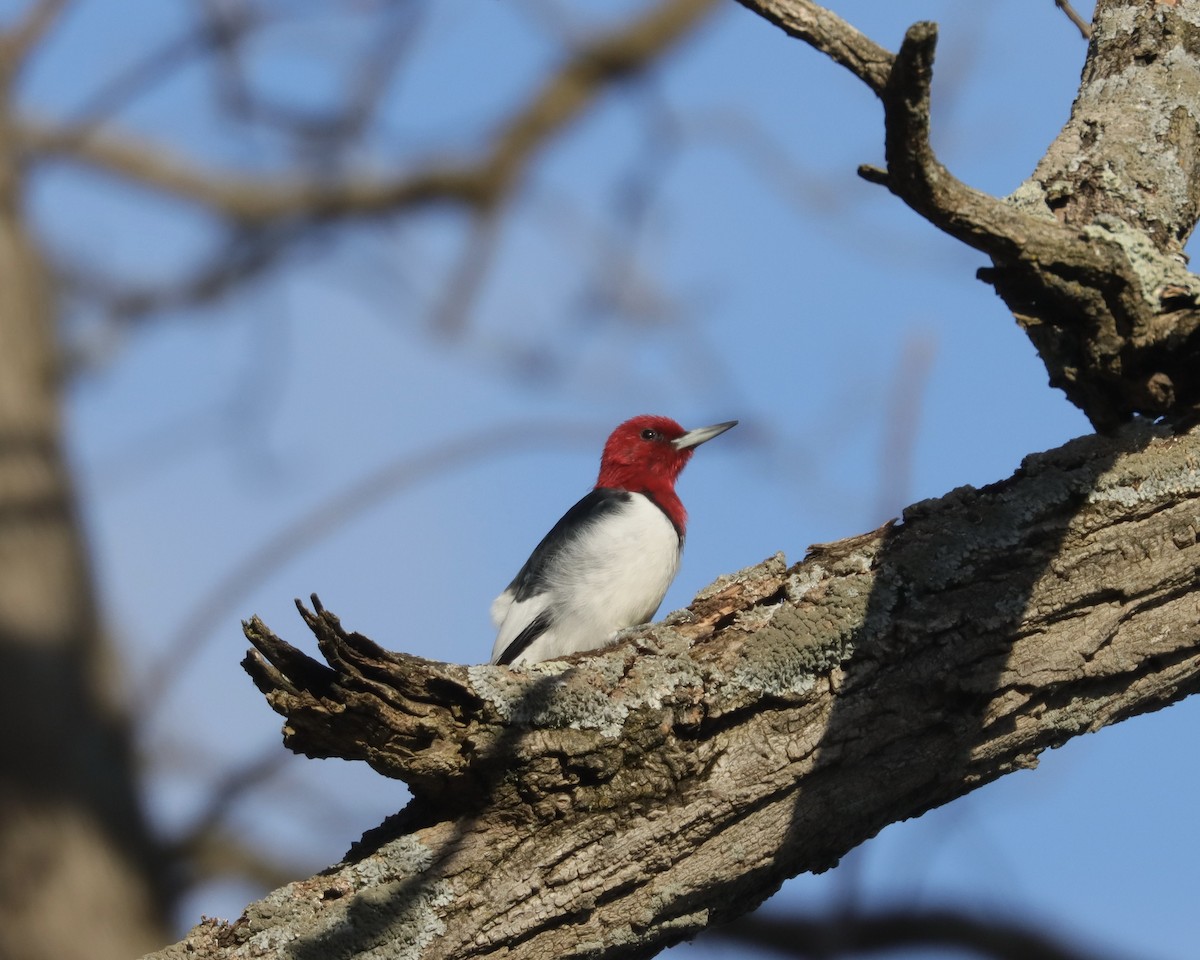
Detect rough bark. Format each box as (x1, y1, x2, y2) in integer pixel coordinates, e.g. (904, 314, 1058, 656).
(144, 420, 1200, 960)
(0, 8, 168, 957)
(743, 0, 1200, 431)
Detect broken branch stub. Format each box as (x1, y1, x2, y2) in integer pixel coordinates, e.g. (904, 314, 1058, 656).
(243, 424, 1200, 834)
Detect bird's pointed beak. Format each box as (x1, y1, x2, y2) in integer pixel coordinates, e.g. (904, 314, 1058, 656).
(673, 420, 738, 450)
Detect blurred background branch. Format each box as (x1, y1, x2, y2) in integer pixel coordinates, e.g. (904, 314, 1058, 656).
(713, 909, 1121, 960)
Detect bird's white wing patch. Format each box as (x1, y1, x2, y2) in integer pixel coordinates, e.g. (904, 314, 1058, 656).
(492, 493, 680, 665)
(490, 589, 553, 664)
(490, 589, 515, 628)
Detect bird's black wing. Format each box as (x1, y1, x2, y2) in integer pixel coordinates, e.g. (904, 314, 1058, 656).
(505, 487, 632, 602)
(494, 609, 554, 666)
(492, 488, 632, 665)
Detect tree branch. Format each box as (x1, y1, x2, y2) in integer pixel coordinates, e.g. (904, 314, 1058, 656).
(0, 0, 70, 77)
(19, 0, 718, 224)
(1054, 0, 1093, 40)
(732, 0, 892, 95)
(146, 421, 1200, 959)
(865, 22, 1068, 256)
(19, 118, 491, 221)
(741, 0, 1200, 431)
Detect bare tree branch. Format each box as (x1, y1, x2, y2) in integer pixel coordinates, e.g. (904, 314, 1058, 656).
(1055, 0, 1093, 41)
(19, 0, 719, 224)
(715, 909, 1122, 960)
(861, 23, 1096, 265)
(182, 827, 308, 894)
(203, 1, 425, 161)
(56, 224, 309, 332)
(20, 117, 489, 221)
(732, 0, 893, 94)
(0, 0, 71, 76)
(734, 10, 1098, 262)
(67, 17, 235, 126)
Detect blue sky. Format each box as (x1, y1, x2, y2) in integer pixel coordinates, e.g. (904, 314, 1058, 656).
(19, 0, 1200, 956)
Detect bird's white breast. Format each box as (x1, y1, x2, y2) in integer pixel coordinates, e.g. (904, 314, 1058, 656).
(491, 492, 681, 665)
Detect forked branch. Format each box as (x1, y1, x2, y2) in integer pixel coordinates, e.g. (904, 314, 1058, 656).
(739, 1, 1200, 430)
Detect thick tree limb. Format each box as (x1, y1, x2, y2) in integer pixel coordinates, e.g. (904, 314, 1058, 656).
(740, 0, 1200, 431)
(147, 421, 1200, 960)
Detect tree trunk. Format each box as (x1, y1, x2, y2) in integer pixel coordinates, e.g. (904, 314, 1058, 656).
(0, 56, 167, 960)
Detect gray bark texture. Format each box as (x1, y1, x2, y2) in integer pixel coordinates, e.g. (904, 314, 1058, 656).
(152, 421, 1200, 960)
(745, 0, 1200, 430)
(145, 0, 1200, 957)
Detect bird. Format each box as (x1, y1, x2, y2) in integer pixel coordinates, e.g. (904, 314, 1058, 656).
(490, 415, 737, 666)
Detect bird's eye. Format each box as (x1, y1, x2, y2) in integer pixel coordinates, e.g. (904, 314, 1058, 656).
(641, 428, 660, 441)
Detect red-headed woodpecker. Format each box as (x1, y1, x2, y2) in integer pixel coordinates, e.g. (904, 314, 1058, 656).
(490, 415, 737, 666)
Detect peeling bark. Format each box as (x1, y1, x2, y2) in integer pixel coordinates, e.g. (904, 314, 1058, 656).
(148, 422, 1200, 960)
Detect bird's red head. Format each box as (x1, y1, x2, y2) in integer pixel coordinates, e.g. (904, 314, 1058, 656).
(598, 416, 692, 490)
(596, 415, 737, 533)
